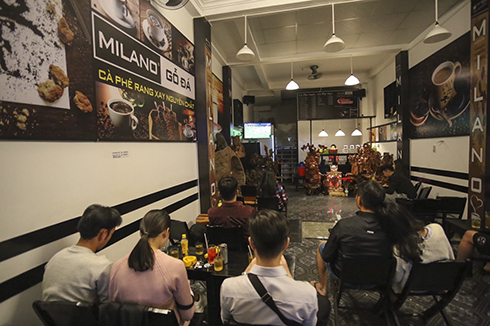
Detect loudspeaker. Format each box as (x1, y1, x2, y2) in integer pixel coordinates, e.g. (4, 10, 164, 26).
(354, 89, 366, 98)
(243, 95, 255, 105)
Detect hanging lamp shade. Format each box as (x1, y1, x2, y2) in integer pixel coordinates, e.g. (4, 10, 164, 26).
(236, 44, 255, 61)
(286, 62, 299, 90)
(335, 129, 345, 137)
(236, 16, 255, 61)
(424, 0, 451, 44)
(318, 129, 328, 137)
(324, 4, 345, 53)
(424, 22, 451, 44)
(351, 128, 362, 136)
(345, 56, 360, 86)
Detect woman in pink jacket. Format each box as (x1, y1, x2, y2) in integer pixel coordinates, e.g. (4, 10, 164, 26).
(109, 210, 195, 324)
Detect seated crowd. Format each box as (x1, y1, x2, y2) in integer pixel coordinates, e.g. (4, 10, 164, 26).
(41, 179, 486, 326)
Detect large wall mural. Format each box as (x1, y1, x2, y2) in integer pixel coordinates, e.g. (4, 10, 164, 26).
(408, 33, 470, 139)
(0, 0, 196, 142)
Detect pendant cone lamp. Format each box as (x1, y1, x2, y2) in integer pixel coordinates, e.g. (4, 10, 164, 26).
(236, 16, 255, 61)
(324, 4, 345, 53)
(335, 121, 345, 137)
(286, 62, 299, 90)
(319, 129, 328, 137)
(424, 0, 451, 44)
(351, 119, 362, 136)
(345, 56, 360, 86)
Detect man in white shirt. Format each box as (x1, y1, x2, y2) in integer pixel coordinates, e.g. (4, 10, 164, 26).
(42, 204, 122, 303)
(220, 209, 319, 326)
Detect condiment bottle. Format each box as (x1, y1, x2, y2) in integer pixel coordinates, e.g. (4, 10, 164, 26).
(181, 234, 188, 256)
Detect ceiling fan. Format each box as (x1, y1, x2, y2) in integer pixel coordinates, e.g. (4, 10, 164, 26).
(307, 65, 323, 80)
(151, 0, 189, 10)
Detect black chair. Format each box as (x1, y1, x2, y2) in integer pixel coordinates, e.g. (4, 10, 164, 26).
(413, 182, 422, 195)
(417, 186, 432, 199)
(392, 259, 470, 326)
(169, 219, 193, 246)
(411, 198, 441, 224)
(240, 185, 257, 197)
(331, 255, 397, 326)
(257, 197, 280, 211)
(257, 197, 288, 216)
(435, 196, 467, 236)
(99, 302, 179, 326)
(32, 300, 98, 326)
(206, 225, 248, 252)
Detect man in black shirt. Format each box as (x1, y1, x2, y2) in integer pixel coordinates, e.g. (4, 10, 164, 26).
(381, 164, 417, 199)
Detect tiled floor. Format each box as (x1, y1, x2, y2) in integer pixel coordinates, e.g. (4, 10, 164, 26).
(284, 184, 490, 326)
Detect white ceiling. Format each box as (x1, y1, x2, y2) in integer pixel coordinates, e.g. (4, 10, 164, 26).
(187, 0, 466, 98)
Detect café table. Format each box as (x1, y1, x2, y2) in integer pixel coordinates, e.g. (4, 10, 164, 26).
(185, 248, 249, 326)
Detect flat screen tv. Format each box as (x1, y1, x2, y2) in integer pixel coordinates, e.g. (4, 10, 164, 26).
(243, 123, 272, 139)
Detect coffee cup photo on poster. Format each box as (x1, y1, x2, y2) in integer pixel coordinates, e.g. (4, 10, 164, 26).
(107, 98, 139, 133)
(97, 0, 136, 30)
(431, 61, 461, 110)
(407, 32, 470, 139)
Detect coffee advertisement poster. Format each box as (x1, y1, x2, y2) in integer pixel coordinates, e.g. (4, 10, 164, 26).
(408, 33, 470, 139)
(0, 0, 196, 142)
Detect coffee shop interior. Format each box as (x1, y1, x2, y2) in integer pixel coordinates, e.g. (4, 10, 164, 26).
(1, 0, 490, 325)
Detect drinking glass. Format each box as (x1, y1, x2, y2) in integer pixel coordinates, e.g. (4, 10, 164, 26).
(207, 245, 216, 264)
(214, 255, 224, 272)
(195, 242, 204, 256)
(169, 247, 179, 259)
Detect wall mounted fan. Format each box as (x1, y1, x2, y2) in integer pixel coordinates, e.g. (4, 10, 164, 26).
(307, 65, 323, 80)
(151, 0, 190, 10)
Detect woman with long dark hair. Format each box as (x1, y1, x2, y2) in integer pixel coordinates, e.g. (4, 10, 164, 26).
(109, 210, 195, 324)
(312, 180, 421, 296)
(259, 169, 288, 211)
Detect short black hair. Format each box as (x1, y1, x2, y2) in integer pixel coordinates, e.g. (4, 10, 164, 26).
(219, 176, 238, 201)
(381, 164, 394, 172)
(77, 204, 122, 240)
(357, 181, 385, 211)
(249, 210, 289, 259)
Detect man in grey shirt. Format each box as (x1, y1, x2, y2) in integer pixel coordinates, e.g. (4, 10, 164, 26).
(42, 204, 122, 303)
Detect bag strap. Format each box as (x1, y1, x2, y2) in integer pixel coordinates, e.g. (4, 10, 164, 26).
(247, 273, 301, 326)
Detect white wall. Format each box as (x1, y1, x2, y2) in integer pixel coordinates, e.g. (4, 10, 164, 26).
(0, 5, 201, 326)
(366, 1, 470, 204)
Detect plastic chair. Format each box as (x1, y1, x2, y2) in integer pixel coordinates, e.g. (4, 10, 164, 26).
(32, 300, 98, 326)
(417, 187, 432, 199)
(392, 259, 470, 326)
(98, 302, 179, 326)
(331, 255, 397, 326)
(206, 225, 248, 252)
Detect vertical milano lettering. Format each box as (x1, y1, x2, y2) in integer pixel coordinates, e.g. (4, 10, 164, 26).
(98, 30, 159, 75)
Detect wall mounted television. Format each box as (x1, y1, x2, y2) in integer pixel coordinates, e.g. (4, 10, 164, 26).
(243, 123, 272, 139)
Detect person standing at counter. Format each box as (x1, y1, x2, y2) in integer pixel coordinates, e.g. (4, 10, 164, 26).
(42, 204, 122, 303)
(109, 210, 195, 324)
(381, 164, 417, 199)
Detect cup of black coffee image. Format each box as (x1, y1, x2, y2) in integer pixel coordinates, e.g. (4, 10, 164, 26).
(410, 98, 429, 126)
(107, 98, 139, 132)
(431, 61, 461, 110)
